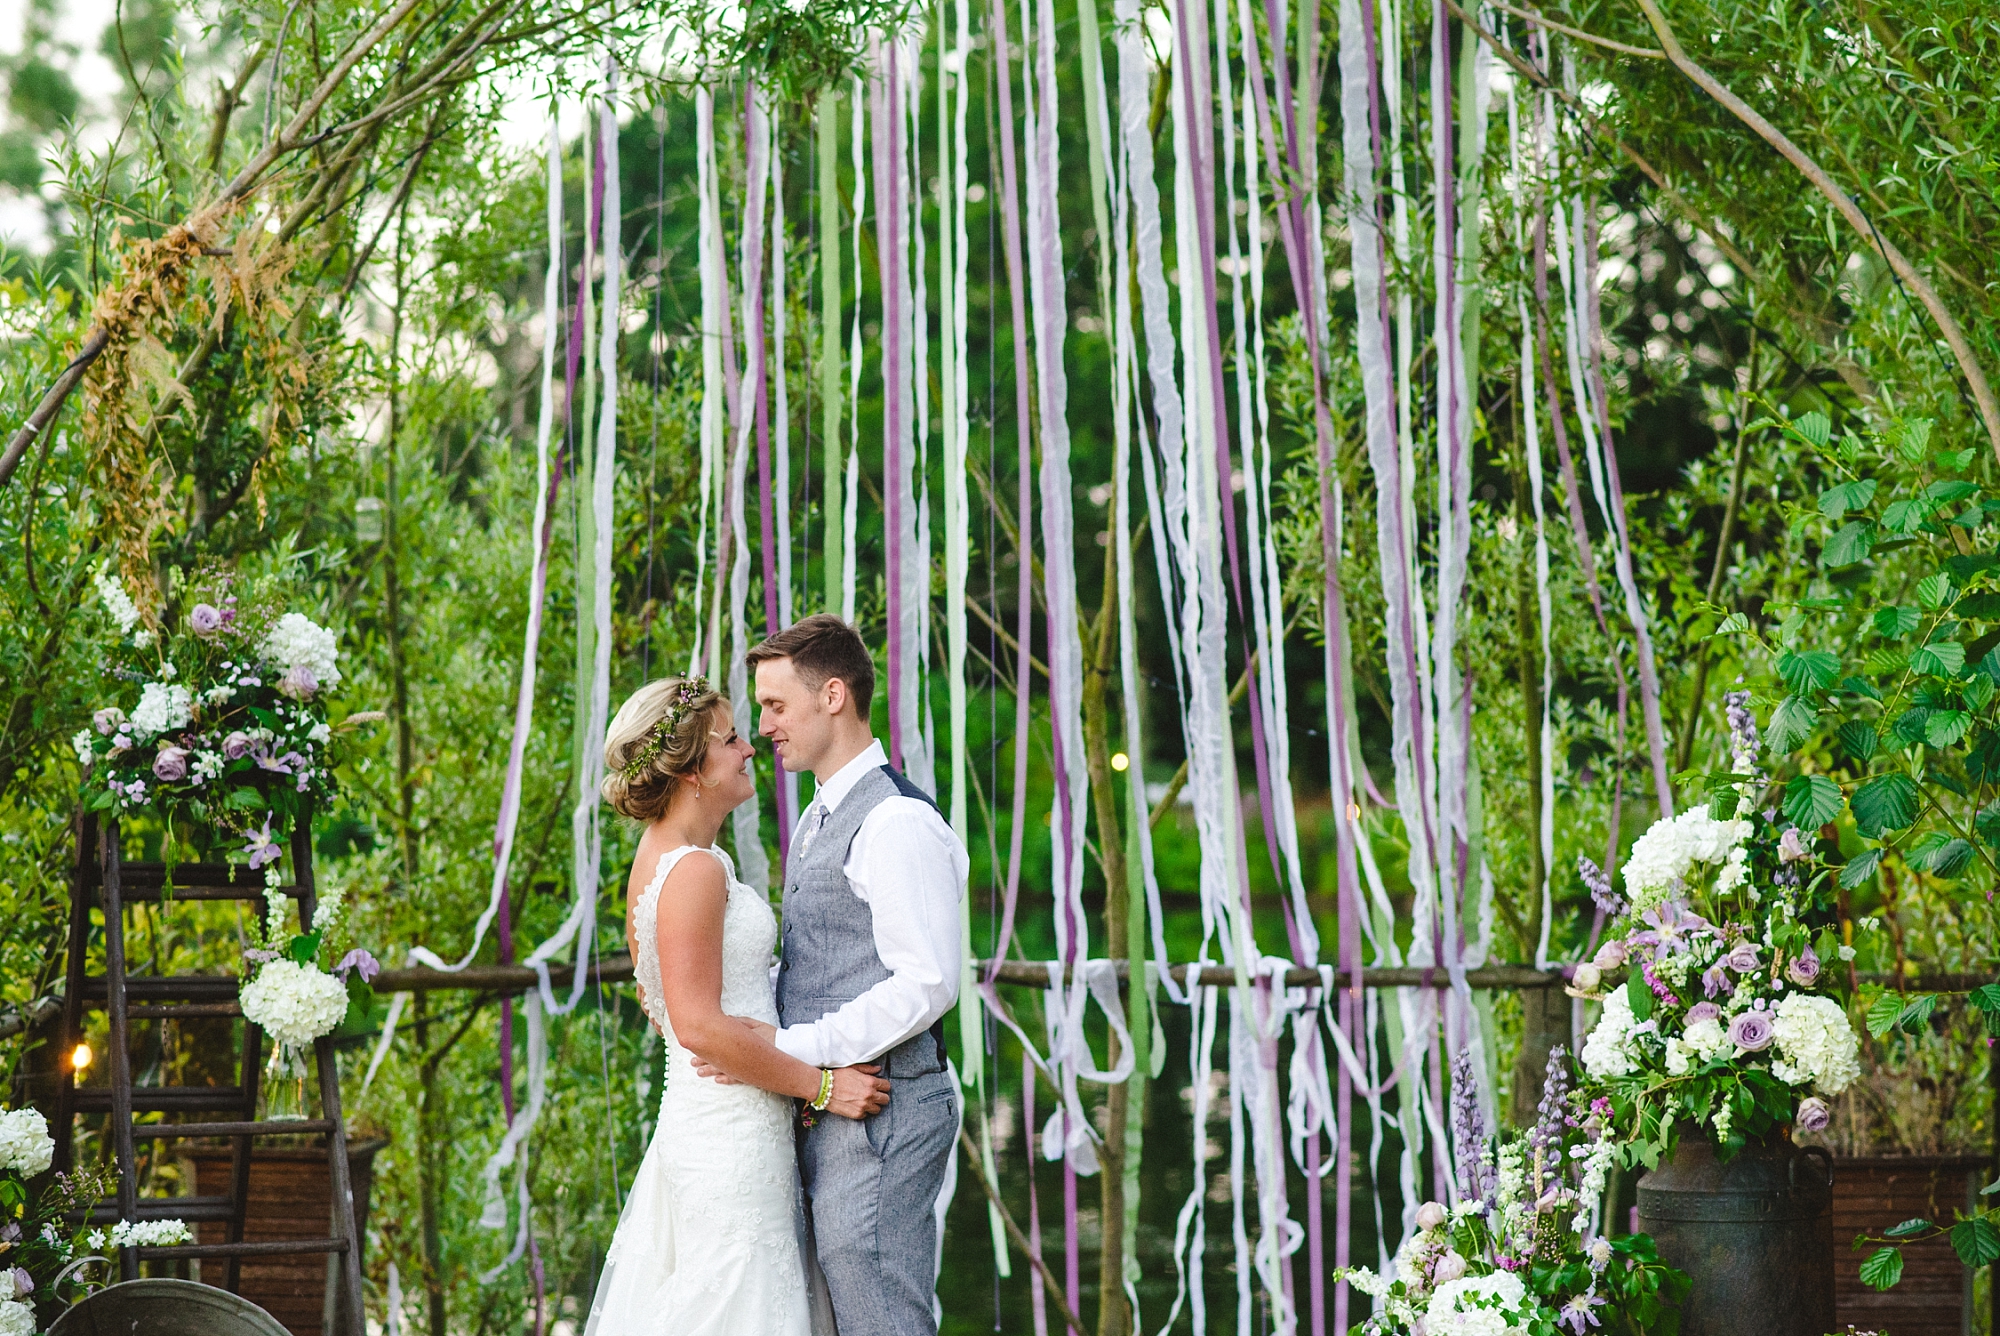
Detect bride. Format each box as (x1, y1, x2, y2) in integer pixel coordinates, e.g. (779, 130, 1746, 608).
(584, 675, 885, 1335)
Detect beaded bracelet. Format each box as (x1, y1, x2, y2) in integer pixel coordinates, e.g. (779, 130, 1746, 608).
(810, 1068, 834, 1112)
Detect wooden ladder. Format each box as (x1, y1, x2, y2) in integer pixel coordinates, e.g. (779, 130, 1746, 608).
(52, 809, 366, 1335)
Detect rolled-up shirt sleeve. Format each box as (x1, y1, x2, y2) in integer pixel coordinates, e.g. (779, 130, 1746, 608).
(772, 797, 965, 1068)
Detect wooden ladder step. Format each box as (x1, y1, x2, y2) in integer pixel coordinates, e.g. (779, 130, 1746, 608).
(73, 1087, 247, 1113)
(127, 1001, 242, 1019)
(138, 1237, 349, 1261)
(80, 975, 240, 1001)
(78, 1195, 237, 1224)
(129, 1119, 333, 1140)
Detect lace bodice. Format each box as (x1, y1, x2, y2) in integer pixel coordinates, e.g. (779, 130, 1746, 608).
(631, 844, 781, 1045)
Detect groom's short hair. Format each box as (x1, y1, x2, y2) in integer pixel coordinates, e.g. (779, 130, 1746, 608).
(746, 614, 876, 716)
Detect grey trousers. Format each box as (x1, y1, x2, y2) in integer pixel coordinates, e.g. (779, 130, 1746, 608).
(799, 1066, 957, 1336)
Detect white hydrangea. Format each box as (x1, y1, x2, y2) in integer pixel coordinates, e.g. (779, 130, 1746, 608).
(129, 682, 192, 739)
(1425, 1271, 1536, 1336)
(1683, 1017, 1729, 1062)
(0, 1298, 32, 1336)
(257, 613, 342, 690)
(1770, 992, 1862, 1094)
(94, 566, 141, 633)
(72, 728, 96, 766)
(0, 1107, 53, 1176)
(240, 958, 350, 1047)
(1339, 1266, 1391, 1299)
(1581, 988, 1640, 1079)
(1619, 804, 1753, 910)
(1664, 1037, 1691, 1076)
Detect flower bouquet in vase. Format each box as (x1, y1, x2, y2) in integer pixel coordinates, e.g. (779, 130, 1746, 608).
(1571, 696, 1861, 1334)
(1335, 1050, 1688, 1335)
(239, 866, 378, 1122)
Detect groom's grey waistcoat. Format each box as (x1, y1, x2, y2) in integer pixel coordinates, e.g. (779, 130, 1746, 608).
(776, 764, 946, 1078)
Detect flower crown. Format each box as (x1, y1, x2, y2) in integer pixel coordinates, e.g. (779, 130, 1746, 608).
(621, 677, 712, 780)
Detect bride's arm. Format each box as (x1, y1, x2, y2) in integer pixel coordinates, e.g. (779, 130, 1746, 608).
(656, 854, 888, 1119)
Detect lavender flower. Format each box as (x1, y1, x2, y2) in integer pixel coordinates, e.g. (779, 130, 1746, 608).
(1529, 1046, 1573, 1191)
(1778, 827, 1810, 862)
(277, 663, 319, 700)
(1579, 855, 1624, 917)
(336, 948, 380, 983)
(1449, 1047, 1495, 1207)
(1557, 1290, 1605, 1334)
(1728, 1011, 1775, 1052)
(92, 707, 125, 736)
(1795, 1097, 1832, 1133)
(1725, 688, 1760, 774)
(189, 603, 223, 636)
(1685, 1001, 1722, 1025)
(1591, 939, 1627, 971)
(1786, 945, 1821, 987)
(152, 746, 189, 782)
(8, 1267, 29, 1299)
(1701, 962, 1734, 999)
(245, 820, 282, 871)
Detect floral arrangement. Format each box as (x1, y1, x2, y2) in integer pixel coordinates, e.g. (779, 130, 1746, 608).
(1336, 1050, 1688, 1336)
(73, 566, 359, 858)
(1573, 698, 1862, 1165)
(240, 869, 378, 1062)
(0, 1104, 191, 1325)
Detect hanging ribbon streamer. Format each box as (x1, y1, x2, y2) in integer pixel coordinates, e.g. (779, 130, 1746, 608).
(694, 87, 727, 676)
(729, 84, 771, 893)
(842, 74, 865, 627)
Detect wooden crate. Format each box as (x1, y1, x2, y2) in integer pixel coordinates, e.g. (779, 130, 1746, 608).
(189, 1138, 384, 1336)
(1832, 1155, 1985, 1336)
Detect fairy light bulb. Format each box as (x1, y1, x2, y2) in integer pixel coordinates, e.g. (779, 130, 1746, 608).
(1111, 752, 1130, 773)
(71, 1043, 92, 1071)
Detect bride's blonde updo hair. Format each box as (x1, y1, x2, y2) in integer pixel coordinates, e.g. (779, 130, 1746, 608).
(600, 676, 728, 822)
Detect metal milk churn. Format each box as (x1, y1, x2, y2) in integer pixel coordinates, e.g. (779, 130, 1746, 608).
(1636, 1131, 1835, 1336)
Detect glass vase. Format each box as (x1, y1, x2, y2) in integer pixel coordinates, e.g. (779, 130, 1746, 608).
(261, 1042, 312, 1122)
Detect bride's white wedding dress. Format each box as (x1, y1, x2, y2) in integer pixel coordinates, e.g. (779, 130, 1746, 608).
(584, 844, 831, 1336)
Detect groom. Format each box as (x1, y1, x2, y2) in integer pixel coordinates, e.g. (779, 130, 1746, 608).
(747, 614, 964, 1336)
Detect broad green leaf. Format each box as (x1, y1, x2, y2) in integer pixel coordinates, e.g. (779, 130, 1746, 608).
(1967, 675, 1996, 711)
(1958, 593, 2000, 620)
(1866, 991, 1903, 1037)
(1865, 647, 1910, 677)
(1882, 499, 1927, 534)
(1627, 970, 1654, 1023)
(1969, 983, 2000, 1015)
(1898, 417, 1934, 458)
(1778, 650, 1842, 694)
(1897, 994, 1938, 1035)
(1976, 803, 2000, 840)
(1970, 730, 2000, 783)
(1925, 709, 1972, 748)
(1860, 1246, 1905, 1290)
(1710, 611, 1749, 638)
(1925, 838, 1974, 878)
(1837, 721, 1879, 762)
(1790, 410, 1832, 449)
(1839, 848, 1882, 889)
(1911, 641, 1966, 677)
(1842, 675, 1883, 702)
(1706, 782, 1741, 820)
(1980, 647, 2000, 683)
(1923, 479, 1980, 507)
(1892, 707, 1932, 746)
(1951, 1217, 2000, 1268)
(1917, 573, 1956, 610)
(1782, 775, 1844, 830)
(1874, 605, 1921, 638)
(1985, 1178, 2000, 1197)
(1819, 478, 1878, 518)
(1851, 773, 1920, 836)
(1766, 695, 1819, 754)
(1884, 1218, 1934, 1239)
(1821, 520, 1875, 568)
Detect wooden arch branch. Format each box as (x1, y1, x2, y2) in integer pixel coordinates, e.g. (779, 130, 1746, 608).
(0, 0, 429, 491)
(1631, 0, 2000, 464)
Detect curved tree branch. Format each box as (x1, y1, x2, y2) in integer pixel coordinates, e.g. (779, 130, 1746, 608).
(1630, 0, 2000, 465)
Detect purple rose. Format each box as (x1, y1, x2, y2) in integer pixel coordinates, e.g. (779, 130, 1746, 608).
(1795, 1097, 1832, 1133)
(189, 603, 223, 636)
(1786, 945, 1821, 988)
(277, 664, 318, 700)
(1685, 1001, 1722, 1025)
(1728, 1011, 1775, 1052)
(1592, 940, 1628, 971)
(1724, 940, 1762, 973)
(222, 731, 250, 759)
(9, 1266, 30, 1298)
(152, 746, 189, 782)
(92, 707, 125, 735)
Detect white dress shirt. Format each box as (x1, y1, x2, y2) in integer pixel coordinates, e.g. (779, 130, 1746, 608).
(772, 739, 966, 1068)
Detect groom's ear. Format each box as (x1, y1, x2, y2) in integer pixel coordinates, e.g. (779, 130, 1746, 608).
(821, 675, 849, 715)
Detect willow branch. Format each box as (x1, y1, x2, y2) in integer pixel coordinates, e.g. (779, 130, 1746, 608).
(1631, 0, 2000, 465)
(1487, 0, 1661, 58)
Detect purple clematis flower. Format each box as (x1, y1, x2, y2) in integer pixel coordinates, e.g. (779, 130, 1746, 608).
(245, 820, 282, 871)
(1640, 900, 1713, 961)
(336, 949, 380, 983)
(1557, 1291, 1605, 1334)
(1701, 962, 1734, 998)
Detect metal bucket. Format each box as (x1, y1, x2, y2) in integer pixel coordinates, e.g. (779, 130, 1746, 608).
(48, 1278, 293, 1336)
(1637, 1131, 1835, 1336)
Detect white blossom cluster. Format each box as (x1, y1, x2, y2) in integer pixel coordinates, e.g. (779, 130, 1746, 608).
(83, 1218, 192, 1248)
(94, 566, 141, 634)
(1423, 1271, 1534, 1336)
(0, 1107, 52, 1177)
(240, 958, 349, 1047)
(0, 1298, 32, 1336)
(257, 613, 342, 690)
(129, 682, 193, 738)
(1769, 993, 1861, 1093)
(1579, 988, 1643, 1080)
(1619, 803, 1752, 911)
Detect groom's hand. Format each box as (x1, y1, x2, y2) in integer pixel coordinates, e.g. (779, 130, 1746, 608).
(825, 1065, 891, 1120)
